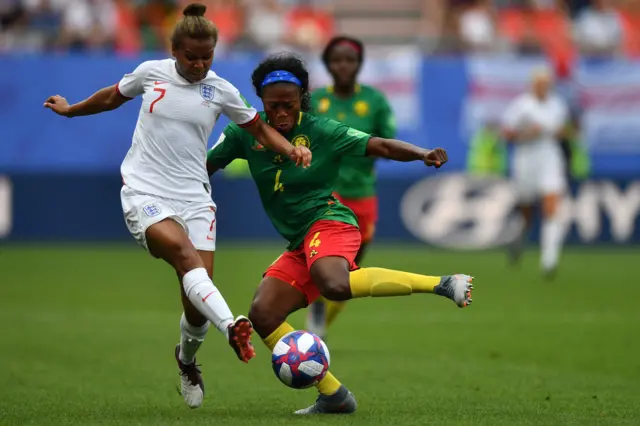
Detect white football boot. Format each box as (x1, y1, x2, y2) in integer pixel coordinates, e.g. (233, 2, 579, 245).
(175, 344, 204, 409)
(434, 275, 474, 307)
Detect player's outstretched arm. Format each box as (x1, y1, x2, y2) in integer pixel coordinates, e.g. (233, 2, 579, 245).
(243, 119, 312, 168)
(365, 137, 448, 168)
(43, 85, 129, 118)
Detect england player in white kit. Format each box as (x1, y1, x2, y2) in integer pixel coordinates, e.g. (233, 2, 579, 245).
(116, 58, 256, 251)
(502, 68, 569, 277)
(43, 3, 311, 410)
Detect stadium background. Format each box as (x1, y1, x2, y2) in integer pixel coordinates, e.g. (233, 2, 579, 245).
(1, 1, 639, 425)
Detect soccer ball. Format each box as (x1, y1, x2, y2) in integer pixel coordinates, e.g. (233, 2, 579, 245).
(271, 330, 330, 389)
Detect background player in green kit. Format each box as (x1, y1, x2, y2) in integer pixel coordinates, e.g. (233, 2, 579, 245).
(207, 53, 474, 415)
(308, 36, 396, 339)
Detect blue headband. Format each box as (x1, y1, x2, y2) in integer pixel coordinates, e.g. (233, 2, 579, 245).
(261, 70, 302, 88)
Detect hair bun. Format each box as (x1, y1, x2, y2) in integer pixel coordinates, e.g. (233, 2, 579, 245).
(183, 3, 207, 17)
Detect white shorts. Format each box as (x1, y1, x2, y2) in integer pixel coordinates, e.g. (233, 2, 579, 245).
(512, 143, 567, 204)
(120, 185, 217, 252)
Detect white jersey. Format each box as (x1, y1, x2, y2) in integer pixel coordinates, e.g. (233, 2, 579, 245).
(502, 92, 569, 200)
(117, 59, 258, 202)
(502, 92, 568, 160)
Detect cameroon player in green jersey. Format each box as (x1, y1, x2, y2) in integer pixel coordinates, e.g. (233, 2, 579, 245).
(207, 53, 474, 415)
(308, 36, 397, 339)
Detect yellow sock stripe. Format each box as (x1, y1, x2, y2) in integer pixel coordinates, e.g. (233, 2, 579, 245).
(316, 372, 341, 396)
(263, 322, 295, 351)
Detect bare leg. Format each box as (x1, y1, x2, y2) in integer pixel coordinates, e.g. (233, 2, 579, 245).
(540, 193, 563, 279)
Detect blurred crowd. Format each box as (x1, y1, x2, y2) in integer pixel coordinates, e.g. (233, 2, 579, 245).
(431, 0, 640, 65)
(0, 0, 335, 54)
(1, 0, 639, 60)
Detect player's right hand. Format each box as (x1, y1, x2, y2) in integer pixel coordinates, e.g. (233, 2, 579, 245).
(520, 124, 542, 141)
(289, 145, 312, 168)
(423, 147, 448, 168)
(43, 95, 71, 117)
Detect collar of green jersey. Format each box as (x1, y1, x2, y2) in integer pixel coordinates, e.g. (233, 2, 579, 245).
(266, 112, 304, 138)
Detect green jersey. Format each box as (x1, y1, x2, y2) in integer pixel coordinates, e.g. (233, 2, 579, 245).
(207, 112, 371, 250)
(311, 84, 396, 199)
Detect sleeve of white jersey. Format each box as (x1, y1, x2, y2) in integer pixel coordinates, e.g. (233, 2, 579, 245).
(219, 80, 259, 128)
(502, 96, 524, 131)
(116, 61, 156, 99)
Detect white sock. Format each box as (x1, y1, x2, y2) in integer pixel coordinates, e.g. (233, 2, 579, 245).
(179, 313, 209, 365)
(541, 216, 563, 272)
(182, 268, 234, 337)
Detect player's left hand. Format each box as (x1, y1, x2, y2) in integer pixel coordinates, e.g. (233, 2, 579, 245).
(289, 145, 312, 168)
(423, 148, 448, 168)
(43, 95, 71, 117)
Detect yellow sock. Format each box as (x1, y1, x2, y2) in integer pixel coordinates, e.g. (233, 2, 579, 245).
(263, 322, 295, 350)
(325, 300, 346, 327)
(350, 267, 441, 298)
(263, 322, 342, 396)
(316, 371, 341, 395)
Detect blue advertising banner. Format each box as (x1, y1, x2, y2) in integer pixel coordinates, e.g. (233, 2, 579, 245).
(2, 174, 639, 245)
(0, 52, 419, 174)
(2, 54, 639, 177)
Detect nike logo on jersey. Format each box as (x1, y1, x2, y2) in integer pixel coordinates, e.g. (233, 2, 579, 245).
(154, 81, 167, 85)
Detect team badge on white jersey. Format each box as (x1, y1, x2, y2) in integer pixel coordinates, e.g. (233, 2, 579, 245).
(143, 204, 162, 217)
(200, 84, 215, 101)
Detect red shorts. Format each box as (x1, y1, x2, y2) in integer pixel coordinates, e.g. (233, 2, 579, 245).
(333, 193, 378, 243)
(264, 220, 361, 304)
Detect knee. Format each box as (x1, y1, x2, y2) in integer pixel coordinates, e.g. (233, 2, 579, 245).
(248, 300, 283, 338)
(170, 243, 201, 276)
(318, 277, 351, 302)
(543, 197, 560, 218)
(311, 261, 352, 302)
(544, 204, 558, 218)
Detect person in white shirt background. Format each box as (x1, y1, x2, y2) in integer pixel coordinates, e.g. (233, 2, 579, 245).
(43, 2, 311, 410)
(502, 67, 569, 278)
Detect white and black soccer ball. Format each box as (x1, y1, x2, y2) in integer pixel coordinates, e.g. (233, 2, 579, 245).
(271, 330, 330, 389)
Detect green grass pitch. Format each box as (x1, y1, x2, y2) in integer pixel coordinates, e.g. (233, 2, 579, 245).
(1, 244, 639, 425)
